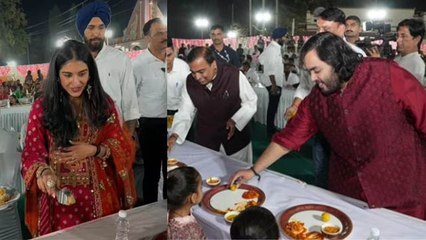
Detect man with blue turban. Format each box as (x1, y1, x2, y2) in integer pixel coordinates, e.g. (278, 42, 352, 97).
(75, 1, 140, 137)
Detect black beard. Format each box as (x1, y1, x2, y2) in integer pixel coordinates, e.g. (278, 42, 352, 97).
(85, 37, 105, 52)
(277, 39, 284, 46)
(319, 79, 344, 96)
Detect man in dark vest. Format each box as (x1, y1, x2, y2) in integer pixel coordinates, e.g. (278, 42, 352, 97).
(167, 47, 257, 163)
(231, 32, 426, 220)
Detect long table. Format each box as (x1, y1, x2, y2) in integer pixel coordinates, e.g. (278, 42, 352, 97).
(169, 141, 426, 239)
(0, 104, 31, 132)
(35, 200, 167, 240)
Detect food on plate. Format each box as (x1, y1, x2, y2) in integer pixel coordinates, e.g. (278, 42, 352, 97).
(284, 221, 307, 239)
(228, 200, 257, 212)
(321, 223, 342, 236)
(229, 183, 238, 191)
(0, 187, 11, 205)
(167, 158, 178, 165)
(303, 232, 324, 240)
(224, 211, 240, 223)
(206, 177, 221, 186)
(284, 221, 325, 240)
(242, 189, 259, 199)
(321, 212, 331, 222)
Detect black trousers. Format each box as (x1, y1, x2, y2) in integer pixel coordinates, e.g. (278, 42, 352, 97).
(138, 117, 167, 204)
(312, 133, 330, 189)
(266, 86, 282, 132)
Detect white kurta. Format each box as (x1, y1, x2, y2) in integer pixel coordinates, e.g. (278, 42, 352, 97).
(245, 68, 260, 86)
(95, 45, 140, 121)
(167, 58, 190, 111)
(394, 52, 426, 84)
(171, 72, 258, 163)
(276, 72, 300, 129)
(132, 50, 167, 118)
(258, 41, 284, 87)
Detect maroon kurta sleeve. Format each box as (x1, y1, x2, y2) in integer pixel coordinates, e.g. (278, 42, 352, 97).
(21, 99, 50, 188)
(390, 64, 426, 135)
(272, 95, 318, 151)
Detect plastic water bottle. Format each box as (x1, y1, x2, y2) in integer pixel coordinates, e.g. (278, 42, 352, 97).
(115, 210, 130, 240)
(367, 227, 380, 240)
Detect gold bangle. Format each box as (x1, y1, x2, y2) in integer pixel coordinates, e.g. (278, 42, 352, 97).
(99, 144, 111, 168)
(36, 165, 53, 178)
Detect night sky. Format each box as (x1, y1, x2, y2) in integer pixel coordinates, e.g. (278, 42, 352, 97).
(22, 0, 138, 39)
(168, 0, 426, 39)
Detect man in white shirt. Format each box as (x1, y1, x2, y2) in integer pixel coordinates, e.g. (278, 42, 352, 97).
(76, 1, 140, 134)
(394, 19, 425, 84)
(132, 18, 167, 204)
(167, 47, 257, 163)
(165, 41, 190, 127)
(344, 15, 362, 44)
(258, 27, 287, 135)
(241, 61, 259, 86)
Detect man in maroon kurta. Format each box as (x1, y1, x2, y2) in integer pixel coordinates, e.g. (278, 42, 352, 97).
(231, 32, 426, 220)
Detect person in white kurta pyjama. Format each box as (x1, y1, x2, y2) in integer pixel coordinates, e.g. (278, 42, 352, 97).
(168, 47, 257, 164)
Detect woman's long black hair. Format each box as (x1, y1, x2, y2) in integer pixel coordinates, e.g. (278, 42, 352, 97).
(42, 40, 111, 147)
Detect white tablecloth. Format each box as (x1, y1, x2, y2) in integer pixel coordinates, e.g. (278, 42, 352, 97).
(0, 105, 32, 132)
(169, 141, 426, 239)
(252, 84, 268, 125)
(35, 200, 167, 240)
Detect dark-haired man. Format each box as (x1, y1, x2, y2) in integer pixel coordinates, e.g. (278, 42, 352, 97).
(76, 1, 140, 134)
(167, 47, 257, 163)
(345, 15, 362, 44)
(394, 19, 425, 83)
(132, 18, 168, 204)
(285, 7, 366, 188)
(259, 27, 287, 135)
(231, 32, 426, 220)
(209, 24, 241, 67)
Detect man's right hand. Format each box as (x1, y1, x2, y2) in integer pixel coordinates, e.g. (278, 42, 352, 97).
(167, 133, 179, 152)
(285, 105, 298, 120)
(228, 168, 255, 187)
(366, 46, 381, 58)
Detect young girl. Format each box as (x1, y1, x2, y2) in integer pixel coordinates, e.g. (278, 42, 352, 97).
(230, 206, 279, 240)
(167, 167, 206, 240)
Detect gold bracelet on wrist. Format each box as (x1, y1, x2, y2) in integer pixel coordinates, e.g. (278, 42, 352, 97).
(36, 165, 53, 178)
(99, 144, 111, 168)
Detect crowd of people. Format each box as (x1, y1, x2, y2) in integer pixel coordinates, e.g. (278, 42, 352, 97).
(0, 70, 43, 105)
(168, 6, 426, 239)
(2, 0, 425, 238)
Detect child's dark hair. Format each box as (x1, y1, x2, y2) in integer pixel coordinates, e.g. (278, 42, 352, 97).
(230, 206, 279, 240)
(167, 166, 201, 211)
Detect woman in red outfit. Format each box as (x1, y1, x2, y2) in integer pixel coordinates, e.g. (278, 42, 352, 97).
(21, 40, 136, 237)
